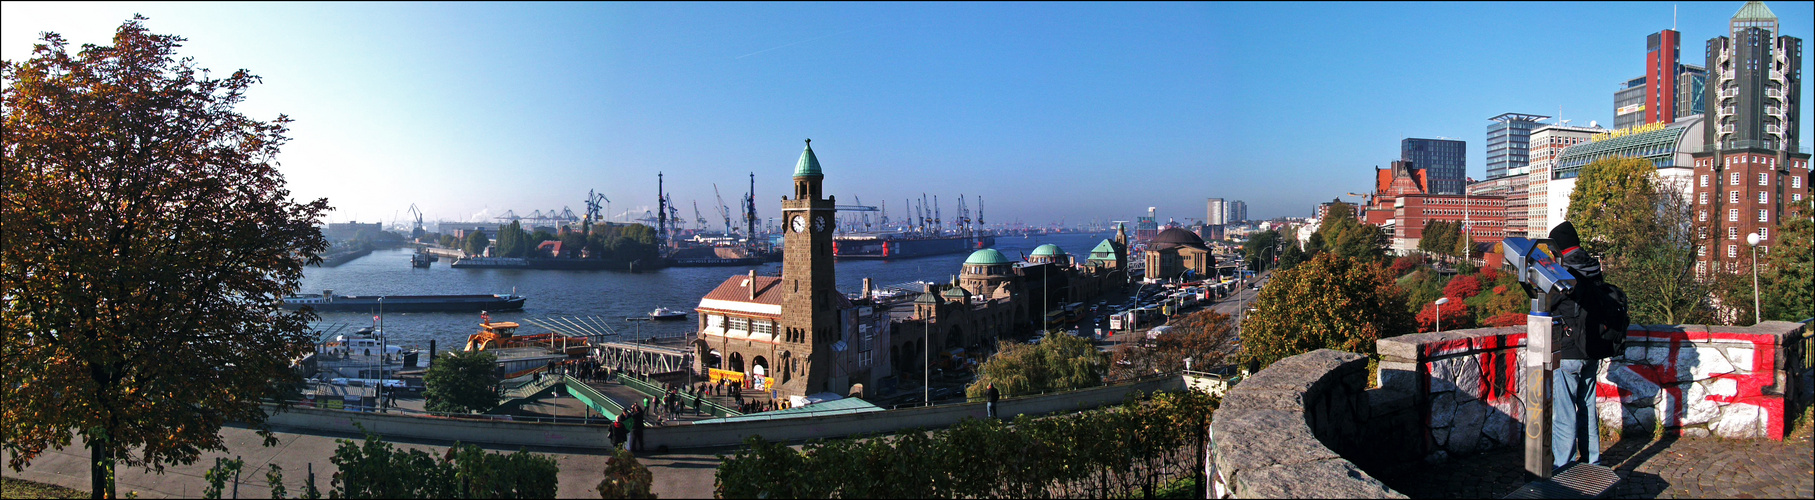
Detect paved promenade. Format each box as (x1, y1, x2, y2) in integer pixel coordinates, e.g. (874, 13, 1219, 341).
(1373, 426, 1815, 499)
(2, 423, 724, 499)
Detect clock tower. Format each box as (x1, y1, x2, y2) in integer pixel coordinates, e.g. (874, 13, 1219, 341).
(779, 139, 838, 396)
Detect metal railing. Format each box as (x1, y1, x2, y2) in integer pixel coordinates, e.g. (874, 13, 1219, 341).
(620, 373, 741, 417)
(556, 374, 627, 421)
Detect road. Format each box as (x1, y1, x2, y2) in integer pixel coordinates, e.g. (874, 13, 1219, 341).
(1096, 269, 1272, 347)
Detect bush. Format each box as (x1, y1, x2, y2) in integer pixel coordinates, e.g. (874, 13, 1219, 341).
(424, 350, 501, 414)
(1443, 275, 1481, 299)
(1416, 298, 1473, 332)
(1389, 255, 1424, 277)
(715, 390, 1218, 499)
(329, 431, 557, 498)
(596, 448, 655, 499)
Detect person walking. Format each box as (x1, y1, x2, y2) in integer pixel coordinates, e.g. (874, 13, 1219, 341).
(692, 389, 703, 415)
(609, 415, 627, 450)
(986, 382, 1001, 419)
(628, 403, 646, 452)
(1546, 221, 1629, 474)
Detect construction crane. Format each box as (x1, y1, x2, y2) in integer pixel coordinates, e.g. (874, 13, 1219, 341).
(693, 201, 708, 231)
(713, 183, 734, 237)
(406, 203, 425, 240)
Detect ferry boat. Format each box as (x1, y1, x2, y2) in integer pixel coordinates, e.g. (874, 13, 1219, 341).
(649, 307, 688, 321)
(282, 290, 526, 312)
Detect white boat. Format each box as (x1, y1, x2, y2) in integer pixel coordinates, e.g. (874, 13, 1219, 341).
(649, 307, 688, 321)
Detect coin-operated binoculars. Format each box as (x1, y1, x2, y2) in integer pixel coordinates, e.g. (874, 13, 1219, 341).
(1500, 237, 1577, 480)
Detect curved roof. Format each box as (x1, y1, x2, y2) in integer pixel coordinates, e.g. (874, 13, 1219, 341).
(964, 248, 1011, 265)
(942, 286, 971, 299)
(794, 139, 822, 177)
(1030, 244, 1067, 257)
(1152, 227, 1208, 250)
(1554, 117, 1702, 179)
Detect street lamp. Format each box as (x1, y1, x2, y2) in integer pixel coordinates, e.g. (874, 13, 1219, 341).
(1746, 232, 1761, 325)
(1434, 297, 1450, 333)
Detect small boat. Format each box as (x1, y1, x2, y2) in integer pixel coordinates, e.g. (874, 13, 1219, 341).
(649, 307, 688, 321)
(410, 250, 432, 268)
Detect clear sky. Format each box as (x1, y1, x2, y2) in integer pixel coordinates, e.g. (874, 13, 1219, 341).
(5, 1, 1811, 228)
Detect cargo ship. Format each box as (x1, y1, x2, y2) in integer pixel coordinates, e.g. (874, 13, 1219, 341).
(282, 290, 526, 312)
(831, 232, 996, 259)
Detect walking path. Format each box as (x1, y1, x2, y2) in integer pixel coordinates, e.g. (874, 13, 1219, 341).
(1371, 427, 1814, 499)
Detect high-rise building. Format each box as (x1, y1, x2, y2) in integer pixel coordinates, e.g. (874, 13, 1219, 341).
(1525, 122, 1604, 235)
(1403, 138, 1467, 195)
(1205, 198, 1226, 226)
(1487, 113, 1549, 180)
(1691, 1, 1809, 276)
(1614, 30, 1711, 130)
(1228, 200, 1248, 223)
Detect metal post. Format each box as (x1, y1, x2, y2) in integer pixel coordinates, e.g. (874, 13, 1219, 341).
(1523, 294, 1557, 480)
(1748, 232, 1761, 324)
(924, 319, 930, 406)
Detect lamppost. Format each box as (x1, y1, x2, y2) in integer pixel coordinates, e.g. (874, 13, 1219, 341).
(376, 296, 384, 411)
(1746, 232, 1761, 324)
(1434, 297, 1450, 333)
(924, 318, 930, 407)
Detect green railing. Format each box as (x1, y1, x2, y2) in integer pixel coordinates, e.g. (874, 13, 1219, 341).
(501, 374, 559, 400)
(558, 374, 626, 421)
(620, 373, 741, 417)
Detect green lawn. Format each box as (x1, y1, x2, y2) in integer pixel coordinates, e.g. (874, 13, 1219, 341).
(2, 477, 87, 499)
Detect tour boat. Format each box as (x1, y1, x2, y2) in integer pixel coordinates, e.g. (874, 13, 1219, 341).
(649, 307, 688, 321)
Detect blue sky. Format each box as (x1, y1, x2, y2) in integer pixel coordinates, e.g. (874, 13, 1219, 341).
(5, 1, 1811, 227)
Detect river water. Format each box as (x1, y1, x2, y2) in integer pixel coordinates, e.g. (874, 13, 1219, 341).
(300, 232, 1114, 353)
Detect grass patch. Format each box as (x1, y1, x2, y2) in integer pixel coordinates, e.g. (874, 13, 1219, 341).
(2, 477, 87, 499)
(1789, 404, 1815, 440)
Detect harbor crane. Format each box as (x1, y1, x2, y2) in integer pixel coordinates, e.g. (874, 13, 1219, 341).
(693, 201, 708, 231)
(956, 195, 970, 236)
(406, 203, 425, 240)
(743, 173, 760, 243)
(713, 183, 734, 237)
(583, 190, 608, 237)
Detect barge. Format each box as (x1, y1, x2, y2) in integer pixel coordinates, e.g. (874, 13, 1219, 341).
(283, 290, 526, 313)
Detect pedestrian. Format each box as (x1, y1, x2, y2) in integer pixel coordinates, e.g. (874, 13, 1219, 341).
(1545, 221, 1629, 474)
(628, 403, 646, 452)
(986, 382, 1001, 419)
(610, 415, 627, 450)
(693, 390, 703, 415)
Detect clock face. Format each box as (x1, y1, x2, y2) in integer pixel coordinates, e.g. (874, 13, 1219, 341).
(791, 215, 807, 233)
(814, 215, 826, 232)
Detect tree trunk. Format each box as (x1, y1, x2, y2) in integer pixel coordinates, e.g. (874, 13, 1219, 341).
(89, 435, 113, 499)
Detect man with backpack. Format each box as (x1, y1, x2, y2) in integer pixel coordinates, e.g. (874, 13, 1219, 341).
(1546, 221, 1630, 473)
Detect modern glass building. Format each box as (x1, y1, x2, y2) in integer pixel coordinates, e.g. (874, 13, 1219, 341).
(1614, 77, 1649, 130)
(1547, 117, 1705, 232)
(1486, 113, 1548, 180)
(1402, 138, 1466, 195)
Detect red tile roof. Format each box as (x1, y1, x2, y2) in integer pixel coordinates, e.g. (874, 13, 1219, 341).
(701, 274, 785, 305)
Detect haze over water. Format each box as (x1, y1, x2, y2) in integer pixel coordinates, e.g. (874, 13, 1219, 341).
(299, 232, 1113, 353)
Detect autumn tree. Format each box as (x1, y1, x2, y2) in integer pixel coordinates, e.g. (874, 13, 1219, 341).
(1311, 203, 1389, 264)
(967, 333, 1106, 399)
(1567, 156, 1713, 324)
(1113, 310, 1240, 379)
(1242, 230, 1282, 272)
(1238, 253, 1413, 370)
(423, 350, 502, 414)
(1762, 198, 1814, 322)
(2, 17, 330, 498)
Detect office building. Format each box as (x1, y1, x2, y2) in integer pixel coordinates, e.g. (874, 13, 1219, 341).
(1690, 1, 1810, 275)
(1550, 117, 1706, 234)
(1614, 30, 1711, 130)
(1205, 198, 1226, 226)
(1228, 200, 1248, 223)
(1487, 113, 1548, 180)
(1403, 138, 1467, 195)
(1525, 122, 1604, 235)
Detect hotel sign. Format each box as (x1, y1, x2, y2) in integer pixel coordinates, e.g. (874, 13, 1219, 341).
(1617, 104, 1644, 115)
(1590, 121, 1666, 143)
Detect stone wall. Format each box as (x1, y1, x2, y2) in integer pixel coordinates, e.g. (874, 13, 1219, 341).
(1376, 320, 1810, 462)
(1210, 349, 1405, 498)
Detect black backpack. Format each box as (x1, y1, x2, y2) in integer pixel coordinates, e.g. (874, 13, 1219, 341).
(1553, 279, 1630, 360)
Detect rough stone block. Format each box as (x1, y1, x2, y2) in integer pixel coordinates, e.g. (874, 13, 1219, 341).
(1606, 364, 1659, 406)
(1687, 347, 1734, 378)
(1376, 336, 1420, 362)
(1482, 406, 1518, 448)
(1624, 345, 1650, 365)
(1222, 387, 1308, 413)
(1707, 377, 1737, 397)
(1430, 391, 1457, 428)
(1446, 399, 1489, 455)
(1452, 355, 1484, 401)
(1598, 398, 1625, 429)
(1681, 382, 1720, 427)
(1711, 405, 1764, 438)
(1683, 427, 1710, 438)
(1432, 423, 1450, 448)
(1235, 459, 1406, 499)
(1213, 409, 1339, 482)
(1724, 346, 1755, 373)
(1367, 388, 1414, 417)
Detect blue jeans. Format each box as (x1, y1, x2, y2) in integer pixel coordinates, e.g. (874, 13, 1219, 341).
(1552, 359, 1601, 470)
(987, 401, 997, 419)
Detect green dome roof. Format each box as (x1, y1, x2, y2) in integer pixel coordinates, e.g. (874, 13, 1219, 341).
(794, 139, 822, 177)
(1031, 244, 1067, 257)
(964, 248, 1010, 265)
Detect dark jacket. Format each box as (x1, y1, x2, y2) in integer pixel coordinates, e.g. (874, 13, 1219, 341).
(1554, 248, 1623, 360)
(986, 386, 999, 403)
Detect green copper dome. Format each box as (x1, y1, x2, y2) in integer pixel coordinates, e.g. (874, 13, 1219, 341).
(1030, 244, 1067, 257)
(964, 248, 1010, 266)
(794, 139, 822, 177)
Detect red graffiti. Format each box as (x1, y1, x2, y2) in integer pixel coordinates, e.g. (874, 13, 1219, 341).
(1597, 328, 1783, 440)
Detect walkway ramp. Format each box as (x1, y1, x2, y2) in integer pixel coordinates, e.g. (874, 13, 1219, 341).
(691, 397, 883, 425)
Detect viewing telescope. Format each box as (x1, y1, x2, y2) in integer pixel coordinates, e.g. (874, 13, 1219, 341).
(1500, 236, 1577, 481)
(1500, 237, 1576, 299)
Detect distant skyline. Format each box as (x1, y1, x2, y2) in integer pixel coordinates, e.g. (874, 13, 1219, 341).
(5, 1, 1811, 226)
